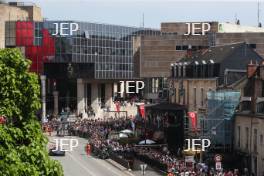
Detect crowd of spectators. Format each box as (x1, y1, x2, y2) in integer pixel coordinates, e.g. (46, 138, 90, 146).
(68, 117, 133, 158)
(64, 117, 248, 176)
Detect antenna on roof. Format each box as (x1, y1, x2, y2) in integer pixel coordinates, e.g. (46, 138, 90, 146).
(234, 13, 240, 25)
(142, 13, 145, 29)
(258, 1, 262, 27)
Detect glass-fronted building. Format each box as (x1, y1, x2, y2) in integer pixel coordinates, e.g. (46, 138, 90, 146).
(6, 20, 160, 79)
(200, 91, 241, 151)
(5, 20, 160, 116)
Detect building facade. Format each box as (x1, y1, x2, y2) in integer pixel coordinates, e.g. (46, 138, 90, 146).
(0, 2, 42, 48)
(170, 43, 262, 112)
(5, 19, 160, 116)
(135, 22, 264, 101)
(235, 62, 264, 175)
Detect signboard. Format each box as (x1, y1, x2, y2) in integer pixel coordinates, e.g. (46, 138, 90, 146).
(115, 102, 120, 112)
(188, 112, 197, 131)
(215, 162, 222, 170)
(140, 164, 147, 175)
(185, 156, 195, 163)
(139, 104, 145, 118)
(211, 127, 217, 135)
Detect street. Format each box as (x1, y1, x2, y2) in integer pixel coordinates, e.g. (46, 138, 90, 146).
(48, 135, 133, 176)
(48, 135, 162, 176)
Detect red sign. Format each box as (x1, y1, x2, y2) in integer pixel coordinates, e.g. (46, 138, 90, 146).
(215, 162, 222, 170)
(115, 102, 120, 112)
(139, 104, 145, 118)
(188, 112, 197, 131)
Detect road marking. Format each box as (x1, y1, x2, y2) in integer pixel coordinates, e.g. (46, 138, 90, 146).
(76, 138, 131, 176)
(48, 136, 134, 176)
(67, 151, 95, 176)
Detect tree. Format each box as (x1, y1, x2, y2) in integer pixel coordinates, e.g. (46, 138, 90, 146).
(0, 49, 63, 176)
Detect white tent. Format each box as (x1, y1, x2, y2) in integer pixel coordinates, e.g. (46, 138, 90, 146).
(120, 129, 133, 134)
(139, 139, 156, 145)
(119, 133, 128, 138)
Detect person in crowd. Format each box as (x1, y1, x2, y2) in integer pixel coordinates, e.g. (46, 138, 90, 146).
(65, 117, 244, 176)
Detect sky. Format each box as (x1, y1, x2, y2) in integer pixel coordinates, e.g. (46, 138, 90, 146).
(10, 0, 264, 29)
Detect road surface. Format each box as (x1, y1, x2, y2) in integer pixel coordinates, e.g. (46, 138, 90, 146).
(48, 135, 133, 176)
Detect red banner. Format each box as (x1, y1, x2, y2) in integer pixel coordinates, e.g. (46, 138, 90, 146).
(115, 102, 120, 112)
(188, 112, 197, 131)
(139, 104, 145, 118)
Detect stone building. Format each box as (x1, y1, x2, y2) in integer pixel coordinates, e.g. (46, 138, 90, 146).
(0, 2, 42, 48)
(170, 42, 262, 112)
(134, 21, 264, 101)
(234, 62, 264, 175)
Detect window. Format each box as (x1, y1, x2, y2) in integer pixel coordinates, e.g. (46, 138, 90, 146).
(174, 66, 178, 77)
(193, 87, 197, 108)
(247, 44, 256, 49)
(260, 134, 263, 146)
(257, 102, 264, 113)
(178, 66, 181, 77)
(176, 45, 188, 50)
(201, 88, 204, 107)
(237, 126, 241, 147)
(182, 45, 188, 50)
(245, 127, 249, 150)
(176, 46, 182, 50)
(241, 101, 251, 111)
(175, 87, 178, 103)
(253, 129, 257, 152)
(183, 65, 186, 77)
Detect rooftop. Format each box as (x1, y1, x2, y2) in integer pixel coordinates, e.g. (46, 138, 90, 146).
(178, 42, 262, 65)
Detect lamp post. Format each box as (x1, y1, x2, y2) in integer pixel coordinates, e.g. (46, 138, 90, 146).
(40, 75, 46, 123)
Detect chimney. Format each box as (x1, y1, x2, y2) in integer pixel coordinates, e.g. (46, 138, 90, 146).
(8, 2, 18, 6)
(247, 60, 258, 78)
(259, 60, 264, 80)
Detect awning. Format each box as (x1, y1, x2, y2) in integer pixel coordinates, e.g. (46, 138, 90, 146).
(145, 103, 187, 111)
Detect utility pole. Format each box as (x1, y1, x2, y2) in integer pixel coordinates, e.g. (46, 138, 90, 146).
(258, 1, 260, 26)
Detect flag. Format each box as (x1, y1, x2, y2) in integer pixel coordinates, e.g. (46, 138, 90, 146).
(139, 104, 145, 118)
(188, 112, 197, 131)
(115, 101, 120, 112)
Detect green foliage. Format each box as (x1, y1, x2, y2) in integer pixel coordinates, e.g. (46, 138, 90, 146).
(0, 49, 63, 176)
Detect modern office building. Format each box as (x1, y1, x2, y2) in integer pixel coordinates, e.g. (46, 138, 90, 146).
(5, 19, 160, 117)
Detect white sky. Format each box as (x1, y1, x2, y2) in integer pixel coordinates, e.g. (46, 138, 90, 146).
(11, 0, 264, 28)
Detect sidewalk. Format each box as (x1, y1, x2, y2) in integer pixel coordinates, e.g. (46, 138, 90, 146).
(105, 158, 163, 176)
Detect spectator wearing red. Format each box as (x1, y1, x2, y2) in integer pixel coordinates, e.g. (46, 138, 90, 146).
(86, 143, 91, 156)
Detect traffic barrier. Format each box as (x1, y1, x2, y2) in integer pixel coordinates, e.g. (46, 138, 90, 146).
(109, 153, 133, 169)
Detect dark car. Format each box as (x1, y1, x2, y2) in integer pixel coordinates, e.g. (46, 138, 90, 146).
(49, 147, 66, 156)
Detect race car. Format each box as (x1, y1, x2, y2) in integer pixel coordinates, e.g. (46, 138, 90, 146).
(49, 146, 66, 156)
